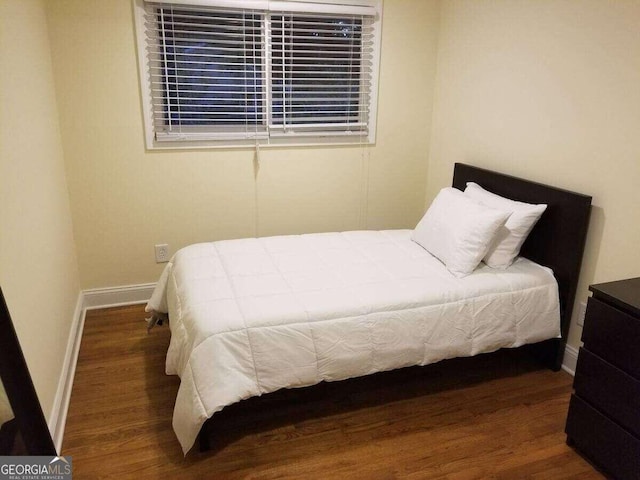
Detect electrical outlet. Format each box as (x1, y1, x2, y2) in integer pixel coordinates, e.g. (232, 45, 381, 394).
(155, 244, 169, 263)
(576, 301, 587, 327)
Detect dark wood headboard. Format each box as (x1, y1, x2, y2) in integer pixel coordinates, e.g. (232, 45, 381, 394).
(452, 163, 592, 370)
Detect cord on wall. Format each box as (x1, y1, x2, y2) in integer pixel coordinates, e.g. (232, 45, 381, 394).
(253, 144, 261, 237)
(359, 143, 371, 230)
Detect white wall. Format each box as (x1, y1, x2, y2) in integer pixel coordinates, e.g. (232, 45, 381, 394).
(45, 0, 441, 289)
(0, 0, 81, 421)
(427, 0, 640, 348)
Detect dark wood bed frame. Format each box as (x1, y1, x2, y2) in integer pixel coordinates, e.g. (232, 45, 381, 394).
(197, 163, 592, 451)
(452, 163, 592, 371)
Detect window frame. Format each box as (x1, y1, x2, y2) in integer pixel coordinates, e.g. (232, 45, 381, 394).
(133, 0, 382, 150)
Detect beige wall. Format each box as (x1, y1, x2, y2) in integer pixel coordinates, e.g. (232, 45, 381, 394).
(427, 0, 640, 348)
(8, 0, 636, 381)
(0, 0, 81, 421)
(45, 0, 441, 289)
(6, 0, 637, 434)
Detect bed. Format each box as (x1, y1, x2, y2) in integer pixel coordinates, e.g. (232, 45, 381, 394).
(146, 163, 592, 454)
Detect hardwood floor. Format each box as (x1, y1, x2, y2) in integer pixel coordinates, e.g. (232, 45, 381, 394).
(62, 304, 604, 479)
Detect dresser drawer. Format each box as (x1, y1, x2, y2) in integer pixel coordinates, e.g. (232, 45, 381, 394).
(582, 296, 640, 378)
(574, 348, 640, 437)
(566, 394, 640, 480)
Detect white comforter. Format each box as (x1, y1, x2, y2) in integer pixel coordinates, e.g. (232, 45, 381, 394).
(146, 230, 560, 454)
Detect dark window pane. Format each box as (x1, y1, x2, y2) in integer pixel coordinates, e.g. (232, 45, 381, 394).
(271, 14, 363, 126)
(157, 8, 264, 126)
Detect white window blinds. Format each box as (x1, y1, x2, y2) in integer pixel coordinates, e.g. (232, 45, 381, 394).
(144, 3, 267, 141)
(137, 0, 380, 147)
(269, 12, 372, 137)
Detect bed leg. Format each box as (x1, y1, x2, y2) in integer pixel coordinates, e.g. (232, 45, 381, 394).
(198, 421, 211, 452)
(525, 338, 564, 371)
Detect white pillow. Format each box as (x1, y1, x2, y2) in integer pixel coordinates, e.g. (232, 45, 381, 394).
(411, 187, 511, 278)
(464, 182, 547, 269)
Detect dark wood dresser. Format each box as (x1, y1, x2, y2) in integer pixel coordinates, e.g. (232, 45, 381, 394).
(565, 277, 640, 479)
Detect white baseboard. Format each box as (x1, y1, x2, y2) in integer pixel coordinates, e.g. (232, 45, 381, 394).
(83, 283, 156, 310)
(48, 291, 85, 453)
(48, 283, 155, 453)
(561, 344, 579, 376)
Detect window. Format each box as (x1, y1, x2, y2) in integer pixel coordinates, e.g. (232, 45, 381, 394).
(145, 5, 266, 141)
(134, 0, 381, 148)
(270, 13, 367, 135)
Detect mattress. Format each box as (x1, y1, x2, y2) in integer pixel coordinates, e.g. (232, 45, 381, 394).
(146, 230, 561, 454)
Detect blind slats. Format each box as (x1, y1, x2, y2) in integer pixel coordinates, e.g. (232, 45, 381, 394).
(148, 52, 262, 59)
(150, 77, 264, 84)
(146, 29, 262, 41)
(143, 2, 375, 142)
(144, 16, 261, 29)
(144, 15, 261, 27)
(151, 88, 366, 97)
(270, 12, 371, 131)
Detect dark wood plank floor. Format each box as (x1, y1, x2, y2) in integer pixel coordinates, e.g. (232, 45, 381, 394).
(62, 305, 603, 479)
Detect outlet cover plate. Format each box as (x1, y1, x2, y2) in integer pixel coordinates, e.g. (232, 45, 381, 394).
(155, 244, 169, 263)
